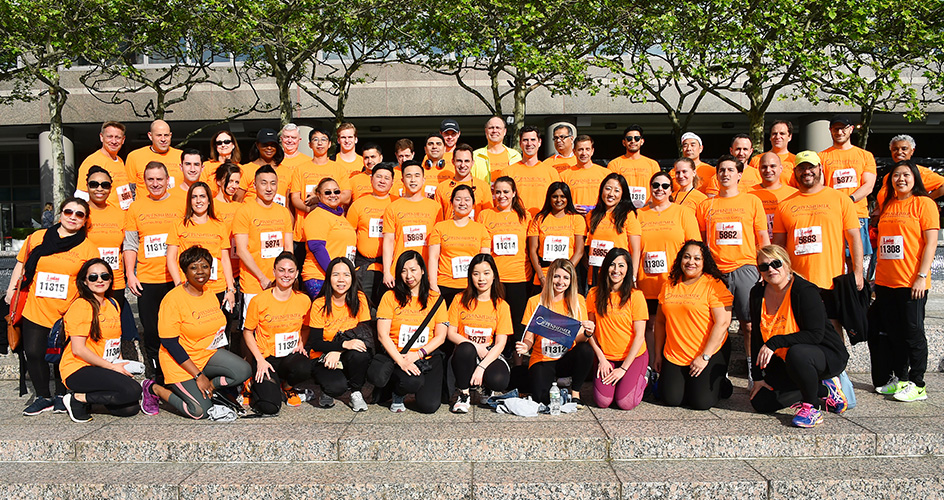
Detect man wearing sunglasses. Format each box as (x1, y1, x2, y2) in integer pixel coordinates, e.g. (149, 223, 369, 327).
(126, 120, 183, 194)
(75, 121, 135, 211)
(541, 123, 577, 174)
(607, 125, 660, 209)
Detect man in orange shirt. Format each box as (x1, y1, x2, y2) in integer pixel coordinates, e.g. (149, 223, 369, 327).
(874, 134, 944, 207)
(126, 120, 183, 193)
(749, 152, 797, 239)
(334, 122, 363, 174)
(394, 138, 415, 170)
(542, 124, 577, 173)
(681, 132, 715, 193)
(168, 148, 205, 211)
(381, 160, 443, 288)
(607, 124, 660, 209)
(704, 134, 762, 197)
(434, 144, 492, 218)
(561, 134, 610, 214)
(440, 118, 461, 164)
(748, 120, 796, 185)
(503, 125, 560, 215)
(75, 121, 134, 210)
(350, 142, 385, 201)
(421, 133, 455, 198)
(472, 116, 521, 182)
(347, 162, 396, 306)
(279, 123, 313, 169)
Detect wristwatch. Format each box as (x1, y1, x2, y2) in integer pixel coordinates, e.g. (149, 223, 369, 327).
(918, 272, 928, 278)
(701, 354, 710, 362)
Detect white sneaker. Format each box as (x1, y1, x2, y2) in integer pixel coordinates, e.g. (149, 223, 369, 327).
(390, 394, 406, 413)
(893, 382, 928, 402)
(350, 391, 368, 412)
(875, 378, 906, 395)
(452, 393, 471, 413)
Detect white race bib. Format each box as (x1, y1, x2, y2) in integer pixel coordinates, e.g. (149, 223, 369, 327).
(143, 233, 168, 259)
(207, 326, 228, 350)
(493, 234, 518, 256)
(628, 186, 647, 209)
(715, 222, 743, 246)
(168, 176, 176, 189)
(260, 231, 283, 259)
(643, 251, 668, 274)
(543, 236, 569, 261)
(451, 256, 473, 279)
(345, 245, 357, 262)
(793, 226, 823, 256)
(541, 337, 566, 359)
(831, 168, 858, 190)
(403, 225, 427, 248)
(99, 247, 121, 271)
(273, 194, 286, 207)
(103, 338, 121, 363)
(464, 326, 492, 345)
(368, 218, 383, 238)
(766, 213, 775, 235)
(879, 235, 904, 260)
(35, 272, 69, 300)
(588, 239, 614, 267)
(424, 185, 437, 199)
(117, 184, 134, 210)
(210, 257, 219, 282)
(305, 184, 318, 198)
(397, 324, 429, 350)
(274, 331, 299, 358)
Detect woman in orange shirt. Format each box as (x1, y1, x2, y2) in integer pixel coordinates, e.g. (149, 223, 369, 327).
(671, 158, 707, 211)
(515, 258, 594, 405)
(748, 245, 849, 428)
(527, 181, 586, 295)
(60, 259, 142, 422)
(654, 240, 732, 410)
(586, 173, 641, 288)
(871, 160, 940, 402)
(588, 248, 648, 410)
(303, 177, 357, 298)
(428, 185, 491, 304)
(243, 252, 311, 414)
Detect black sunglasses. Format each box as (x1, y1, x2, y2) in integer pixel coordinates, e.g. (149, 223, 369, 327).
(625, 136, 643, 142)
(62, 208, 86, 219)
(323, 189, 342, 195)
(88, 180, 112, 190)
(651, 182, 671, 190)
(86, 273, 112, 282)
(758, 259, 784, 272)
(215, 139, 234, 146)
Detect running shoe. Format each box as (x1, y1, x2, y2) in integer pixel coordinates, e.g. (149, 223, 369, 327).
(390, 393, 406, 413)
(284, 389, 302, 407)
(319, 393, 335, 408)
(875, 379, 908, 395)
(349, 391, 368, 412)
(823, 377, 848, 414)
(791, 402, 823, 428)
(63, 394, 92, 423)
(52, 395, 67, 414)
(893, 382, 928, 402)
(140, 379, 160, 415)
(23, 397, 54, 416)
(452, 392, 471, 413)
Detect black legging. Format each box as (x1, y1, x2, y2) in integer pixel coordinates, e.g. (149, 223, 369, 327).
(870, 285, 928, 388)
(65, 366, 142, 417)
(138, 281, 175, 381)
(251, 353, 311, 415)
(750, 345, 837, 413)
(382, 351, 445, 414)
(22, 318, 64, 398)
(438, 286, 463, 308)
(502, 282, 529, 357)
(312, 349, 372, 397)
(451, 341, 510, 392)
(528, 341, 594, 404)
(659, 340, 730, 410)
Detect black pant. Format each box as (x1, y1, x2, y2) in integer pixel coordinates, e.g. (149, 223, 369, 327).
(528, 341, 594, 404)
(22, 318, 64, 398)
(659, 340, 730, 410)
(312, 349, 371, 397)
(65, 366, 142, 417)
(439, 286, 463, 308)
(383, 352, 444, 414)
(357, 268, 386, 311)
(250, 353, 311, 415)
(451, 341, 510, 392)
(871, 285, 928, 387)
(138, 282, 175, 381)
(502, 282, 529, 357)
(750, 348, 833, 413)
(112, 288, 139, 342)
(294, 241, 307, 269)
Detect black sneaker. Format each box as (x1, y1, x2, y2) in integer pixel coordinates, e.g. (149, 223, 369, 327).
(23, 397, 54, 416)
(319, 393, 335, 408)
(63, 394, 92, 423)
(52, 395, 67, 414)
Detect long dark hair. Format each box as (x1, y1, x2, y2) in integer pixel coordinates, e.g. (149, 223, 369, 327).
(589, 172, 636, 234)
(183, 182, 217, 225)
(393, 250, 431, 308)
(76, 258, 114, 343)
(459, 253, 505, 311)
(593, 247, 634, 316)
(668, 240, 724, 285)
(492, 176, 527, 223)
(214, 162, 242, 197)
(317, 257, 363, 318)
(881, 160, 929, 215)
(535, 181, 579, 223)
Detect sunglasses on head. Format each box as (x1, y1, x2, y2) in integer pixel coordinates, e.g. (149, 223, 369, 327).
(62, 208, 86, 219)
(651, 182, 671, 190)
(625, 136, 643, 142)
(88, 180, 112, 190)
(215, 139, 233, 146)
(323, 189, 342, 195)
(86, 272, 111, 282)
(758, 259, 784, 272)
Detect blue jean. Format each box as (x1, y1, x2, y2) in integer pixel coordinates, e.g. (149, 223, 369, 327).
(303, 278, 324, 299)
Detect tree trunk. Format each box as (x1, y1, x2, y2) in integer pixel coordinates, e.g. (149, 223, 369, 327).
(47, 79, 69, 208)
(279, 81, 293, 127)
(511, 81, 527, 148)
(857, 106, 873, 149)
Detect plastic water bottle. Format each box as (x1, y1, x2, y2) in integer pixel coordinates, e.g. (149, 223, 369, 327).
(549, 382, 561, 415)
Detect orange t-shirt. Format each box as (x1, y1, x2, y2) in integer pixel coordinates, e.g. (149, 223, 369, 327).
(334, 154, 364, 176)
(420, 163, 456, 199)
(126, 146, 183, 193)
(659, 274, 732, 366)
(502, 161, 561, 216)
(167, 218, 231, 294)
(124, 194, 186, 284)
(636, 204, 701, 299)
(349, 172, 373, 201)
(522, 294, 588, 367)
(672, 187, 707, 212)
(239, 162, 293, 208)
(749, 184, 799, 238)
(695, 193, 767, 273)
(347, 194, 394, 272)
(87, 204, 127, 289)
(283, 153, 314, 170)
(158, 286, 227, 384)
(244, 289, 311, 359)
(586, 211, 642, 271)
(760, 283, 798, 360)
(607, 155, 660, 209)
(290, 160, 351, 240)
(308, 292, 371, 358)
(587, 287, 648, 361)
(376, 291, 448, 355)
(820, 146, 877, 218)
(541, 154, 577, 174)
(875, 195, 940, 289)
(231, 201, 293, 294)
(77, 150, 134, 211)
(382, 197, 443, 267)
(60, 297, 123, 384)
(17, 232, 99, 328)
(749, 151, 796, 187)
(477, 208, 532, 283)
(302, 207, 357, 281)
(702, 166, 763, 197)
(214, 200, 240, 278)
(428, 219, 491, 289)
(434, 176, 493, 220)
(772, 187, 858, 289)
(528, 212, 587, 284)
(875, 165, 944, 207)
(560, 164, 611, 209)
(448, 297, 513, 347)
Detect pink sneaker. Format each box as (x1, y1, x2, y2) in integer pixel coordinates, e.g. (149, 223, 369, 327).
(140, 379, 160, 416)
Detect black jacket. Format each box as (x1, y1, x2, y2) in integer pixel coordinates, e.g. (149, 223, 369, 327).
(749, 274, 849, 382)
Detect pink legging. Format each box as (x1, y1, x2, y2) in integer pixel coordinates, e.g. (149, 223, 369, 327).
(593, 354, 648, 410)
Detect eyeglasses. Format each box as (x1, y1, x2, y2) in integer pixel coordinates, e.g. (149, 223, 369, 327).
(625, 136, 643, 142)
(215, 139, 233, 146)
(323, 189, 342, 195)
(62, 208, 86, 219)
(88, 181, 112, 190)
(553, 135, 572, 142)
(651, 182, 671, 190)
(757, 259, 784, 272)
(311, 137, 330, 144)
(86, 273, 112, 282)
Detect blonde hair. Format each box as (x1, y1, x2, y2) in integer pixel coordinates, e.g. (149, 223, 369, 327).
(756, 245, 796, 276)
(540, 259, 582, 318)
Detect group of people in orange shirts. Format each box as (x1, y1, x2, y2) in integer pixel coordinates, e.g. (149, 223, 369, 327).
(7, 114, 937, 428)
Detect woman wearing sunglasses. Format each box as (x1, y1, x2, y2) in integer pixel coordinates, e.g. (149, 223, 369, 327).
(748, 245, 849, 428)
(60, 259, 142, 422)
(637, 171, 700, 366)
(203, 130, 242, 197)
(6, 197, 99, 416)
(302, 177, 357, 299)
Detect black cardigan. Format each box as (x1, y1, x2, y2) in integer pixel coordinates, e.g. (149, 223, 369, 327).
(749, 274, 849, 382)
